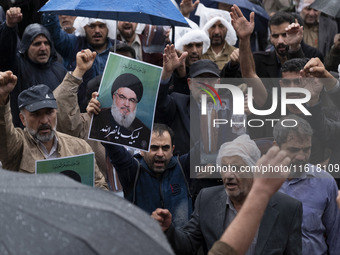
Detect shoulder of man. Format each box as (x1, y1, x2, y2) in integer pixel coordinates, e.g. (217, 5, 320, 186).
(270, 191, 302, 209)
(56, 131, 92, 149)
(197, 185, 225, 201)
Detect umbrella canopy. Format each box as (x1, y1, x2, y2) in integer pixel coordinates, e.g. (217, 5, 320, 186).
(39, 0, 189, 27)
(211, 0, 270, 32)
(0, 169, 174, 255)
(310, 0, 340, 18)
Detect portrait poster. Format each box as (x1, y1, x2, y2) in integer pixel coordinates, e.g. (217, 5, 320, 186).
(88, 52, 162, 151)
(35, 153, 95, 187)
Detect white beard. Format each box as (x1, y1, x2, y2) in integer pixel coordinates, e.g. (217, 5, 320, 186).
(111, 99, 137, 128)
(27, 123, 57, 143)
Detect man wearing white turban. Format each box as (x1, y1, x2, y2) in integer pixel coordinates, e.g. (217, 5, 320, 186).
(195, 3, 238, 70)
(172, 27, 211, 94)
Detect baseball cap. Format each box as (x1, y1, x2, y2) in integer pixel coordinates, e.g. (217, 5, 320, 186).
(18, 84, 57, 112)
(189, 59, 220, 78)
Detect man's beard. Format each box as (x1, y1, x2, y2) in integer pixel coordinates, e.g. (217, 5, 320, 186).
(186, 52, 200, 67)
(111, 99, 137, 128)
(27, 123, 56, 143)
(211, 36, 224, 46)
(274, 43, 289, 57)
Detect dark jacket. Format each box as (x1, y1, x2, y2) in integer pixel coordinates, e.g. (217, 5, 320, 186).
(155, 81, 200, 156)
(166, 185, 302, 254)
(253, 48, 304, 82)
(104, 143, 192, 227)
(0, 22, 67, 127)
(300, 40, 324, 62)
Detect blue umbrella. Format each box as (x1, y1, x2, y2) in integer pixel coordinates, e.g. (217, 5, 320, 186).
(211, 0, 269, 32)
(39, 0, 189, 27)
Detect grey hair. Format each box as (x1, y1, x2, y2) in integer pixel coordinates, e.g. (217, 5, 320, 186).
(273, 114, 313, 146)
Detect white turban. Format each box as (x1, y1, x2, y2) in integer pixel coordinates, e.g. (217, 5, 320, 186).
(297, 0, 315, 13)
(175, 29, 210, 54)
(195, 3, 237, 46)
(73, 17, 117, 40)
(216, 134, 261, 167)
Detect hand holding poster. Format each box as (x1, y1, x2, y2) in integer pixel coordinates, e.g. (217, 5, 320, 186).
(89, 53, 162, 151)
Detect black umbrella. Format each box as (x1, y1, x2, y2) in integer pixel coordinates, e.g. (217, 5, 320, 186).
(0, 169, 174, 255)
(310, 0, 340, 18)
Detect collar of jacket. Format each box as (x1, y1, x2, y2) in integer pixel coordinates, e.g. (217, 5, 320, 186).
(24, 128, 61, 155)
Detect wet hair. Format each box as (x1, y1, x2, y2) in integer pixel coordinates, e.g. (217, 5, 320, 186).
(273, 115, 313, 146)
(281, 58, 310, 73)
(152, 123, 175, 146)
(269, 12, 295, 29)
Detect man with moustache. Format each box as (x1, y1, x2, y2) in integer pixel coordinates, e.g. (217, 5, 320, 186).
(89, 73, 151, 150)
(42, 14, 118, 111)
(299, 0, 337, 57)
(274, 115, 340, 255)
(97, 123, 193, 227)
(201, 10, 238, 71)
(117, 21, 142, 61)
(0, 7, 67, 128)
(0, 71, 107, 190)
(42, 14, 117, 73)
(152, 134, 302, 254)
(170, 29, 210, 95)
(253, 11, 305, 89)
(117, 21, 163, 66)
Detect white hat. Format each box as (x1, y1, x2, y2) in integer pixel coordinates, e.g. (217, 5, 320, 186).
(297, 0, 315, 13)
(175, 29, 210, 54)
(216, 135, 261, 167)
(73, 17, 117, 40)
(195, 3, 237, 46)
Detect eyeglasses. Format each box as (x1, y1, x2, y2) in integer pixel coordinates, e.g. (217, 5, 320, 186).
(115, 93, 137, 104)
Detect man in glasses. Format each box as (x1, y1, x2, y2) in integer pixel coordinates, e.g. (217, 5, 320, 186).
(89, 73, 150, 150)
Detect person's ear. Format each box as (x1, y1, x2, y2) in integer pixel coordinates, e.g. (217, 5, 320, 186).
(187, 78, 192, 90)
(273, 140, 278, 147)
(19, 111, 26, 127)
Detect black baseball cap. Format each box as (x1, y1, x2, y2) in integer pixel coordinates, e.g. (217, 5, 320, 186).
(18, 84, 57, 112)
(189, 59, 220, 78)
